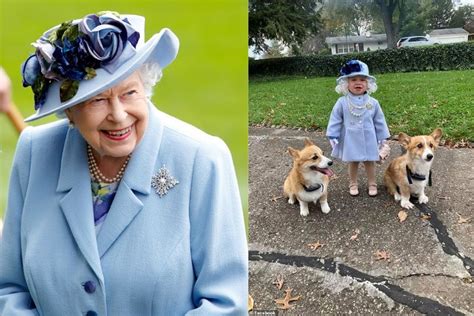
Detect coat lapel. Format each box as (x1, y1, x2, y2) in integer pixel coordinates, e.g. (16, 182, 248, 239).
(96, 104, 164, 258)
(57, 127, 103, 282)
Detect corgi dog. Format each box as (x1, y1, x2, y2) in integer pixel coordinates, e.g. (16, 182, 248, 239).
(384, 128, 442, 209)
(284, 138, 334, 217)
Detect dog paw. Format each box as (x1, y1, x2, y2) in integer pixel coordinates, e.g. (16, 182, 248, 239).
(321, 204, 331, 214)
(288, 198, 295, 205)
(419, 195, 429, 204)
(394, 193, 401, 201)
(401, 199, 414, 209)
(300, 209, 310, 217)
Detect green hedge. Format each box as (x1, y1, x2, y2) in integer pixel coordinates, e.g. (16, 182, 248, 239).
(249, 42, 474, 77)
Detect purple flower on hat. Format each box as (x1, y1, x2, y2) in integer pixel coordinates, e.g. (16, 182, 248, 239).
(21, 54, 48, 109)
(21, 54, 41, 87)
(339, 60, 361, 76)
(32, 39, 62, 81)
(21, 11, 140, 109)
(80, 13, 140, 73)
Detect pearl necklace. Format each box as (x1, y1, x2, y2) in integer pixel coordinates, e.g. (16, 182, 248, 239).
(87, 145, 131, 183)
(346, 95, 371, 118)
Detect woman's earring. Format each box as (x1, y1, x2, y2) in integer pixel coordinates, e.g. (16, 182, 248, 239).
(68, 121, 75, 129)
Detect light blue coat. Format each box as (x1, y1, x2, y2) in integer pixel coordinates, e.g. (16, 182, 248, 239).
(0, 104, 248, 315)
(326, 94, 390, 162)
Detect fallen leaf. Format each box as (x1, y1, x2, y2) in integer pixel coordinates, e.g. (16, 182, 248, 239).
(375, 250, 391, 261)
(398, 210, 408, 223)
(350, 229, 360, 241)
(271, 195, 284, 202)
(307, 241, 324, 250)
(457, 214, 470, 224)
(248, 294, 254, 311)
(273, 274, 284, 290)
(420, 213, 432, 221)
(275, 288, 301, 310)
(462, 277, 473, 284)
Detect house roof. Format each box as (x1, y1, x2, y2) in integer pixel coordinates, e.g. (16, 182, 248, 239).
(429, 28, 469, 36)
(325, 34, 387, 45)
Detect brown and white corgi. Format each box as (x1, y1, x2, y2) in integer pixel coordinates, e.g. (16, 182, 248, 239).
(284, 138, 334, 217)
(384, 128, 442, 209)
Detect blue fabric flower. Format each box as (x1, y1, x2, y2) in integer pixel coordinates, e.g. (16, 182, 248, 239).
(33, 39, 61, 81)
(21, 54, 41, 87)
(339, 60, 361, 76)
(79, 13, 140, 73)
(21, 12, 140, 109)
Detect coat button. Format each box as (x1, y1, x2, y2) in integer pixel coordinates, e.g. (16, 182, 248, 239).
(83, 281, 96, 294)
(86, 311, 97, 316)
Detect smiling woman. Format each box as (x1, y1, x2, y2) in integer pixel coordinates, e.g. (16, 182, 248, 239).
(66, 71, 149, 165)
(0, 11, 247, 315)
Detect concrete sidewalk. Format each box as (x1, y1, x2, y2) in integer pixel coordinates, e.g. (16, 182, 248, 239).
(249, 127, 473, 315)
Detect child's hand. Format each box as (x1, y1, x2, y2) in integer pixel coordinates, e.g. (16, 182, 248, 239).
(329, 138, 339, 149)
(378, 141, 390, 163)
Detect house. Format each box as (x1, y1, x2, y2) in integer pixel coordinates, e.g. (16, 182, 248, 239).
(325, 33, 387, 55)
(428, 28, 469, 44)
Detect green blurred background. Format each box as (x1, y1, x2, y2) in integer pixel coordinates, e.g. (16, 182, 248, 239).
(0, 0, 248, 225)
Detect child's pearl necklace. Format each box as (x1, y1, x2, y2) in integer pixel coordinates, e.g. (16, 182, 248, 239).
(346, 95, 370, 118)
(87, 145, 131, 183)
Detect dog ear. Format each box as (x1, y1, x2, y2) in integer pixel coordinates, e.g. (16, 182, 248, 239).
(398, 132, 411, 148)
(304, 138, 314, 147)
(288, 147, 299, 159)
(431, 128, 442, 145)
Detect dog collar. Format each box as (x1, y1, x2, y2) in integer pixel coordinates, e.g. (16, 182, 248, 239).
(303, 183, 324, 192)
(406, 166, 432, 186)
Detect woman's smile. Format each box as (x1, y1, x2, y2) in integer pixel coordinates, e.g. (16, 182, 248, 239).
(101, 125, 133, 141)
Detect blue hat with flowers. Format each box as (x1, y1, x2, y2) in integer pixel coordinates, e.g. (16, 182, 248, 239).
(336, 60, 375, 83)
(22, 12, 179, 122)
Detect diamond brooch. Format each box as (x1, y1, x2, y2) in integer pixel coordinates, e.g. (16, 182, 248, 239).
(151, 165, 179, 197)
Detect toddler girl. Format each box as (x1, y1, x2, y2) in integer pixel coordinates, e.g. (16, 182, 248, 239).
(326, 60, 390, 197)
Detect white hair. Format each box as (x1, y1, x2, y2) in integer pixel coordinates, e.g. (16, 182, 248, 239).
(137, 62, 163, 97)
(335, 77, 378, 95)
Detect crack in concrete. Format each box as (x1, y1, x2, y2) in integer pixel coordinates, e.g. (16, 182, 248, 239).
(249, 250, 464, 315)
(381, 272, 467, 282)
(413, 200, 474, 277)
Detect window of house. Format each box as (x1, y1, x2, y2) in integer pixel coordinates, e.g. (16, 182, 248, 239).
(337, 43, 357, 54)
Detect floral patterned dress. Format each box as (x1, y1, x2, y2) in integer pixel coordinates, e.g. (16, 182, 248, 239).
(91, 180, 119, 234)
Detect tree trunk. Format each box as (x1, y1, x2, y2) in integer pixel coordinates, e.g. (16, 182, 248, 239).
(375, 0, 397, 48)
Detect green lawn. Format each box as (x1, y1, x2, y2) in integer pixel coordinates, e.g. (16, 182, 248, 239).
(0, 0, 248, 223)
(250, 70, 474, 141)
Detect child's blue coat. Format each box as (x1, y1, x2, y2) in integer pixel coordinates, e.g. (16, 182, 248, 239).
(326, 94, 390, 162)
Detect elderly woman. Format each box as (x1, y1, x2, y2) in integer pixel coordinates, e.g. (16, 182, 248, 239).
(0, 12, 248, 315)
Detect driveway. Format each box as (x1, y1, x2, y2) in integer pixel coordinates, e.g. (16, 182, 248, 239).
(249, 127, 473, 315)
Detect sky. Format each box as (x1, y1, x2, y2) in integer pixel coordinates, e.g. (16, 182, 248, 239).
(456, 0, 474, 6)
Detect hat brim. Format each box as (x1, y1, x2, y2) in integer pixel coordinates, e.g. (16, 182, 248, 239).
(337, 72, 376, 83)
(25, 28, 179, 122)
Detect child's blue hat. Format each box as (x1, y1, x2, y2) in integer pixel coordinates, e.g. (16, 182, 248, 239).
(336, 60, 375, 83)
(22, 12, 179, 122)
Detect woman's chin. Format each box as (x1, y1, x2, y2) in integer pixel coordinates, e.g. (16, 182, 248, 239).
(104, 145, 136, 158)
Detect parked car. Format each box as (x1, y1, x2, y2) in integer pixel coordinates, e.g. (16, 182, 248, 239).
(396, 36, 439, 48)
